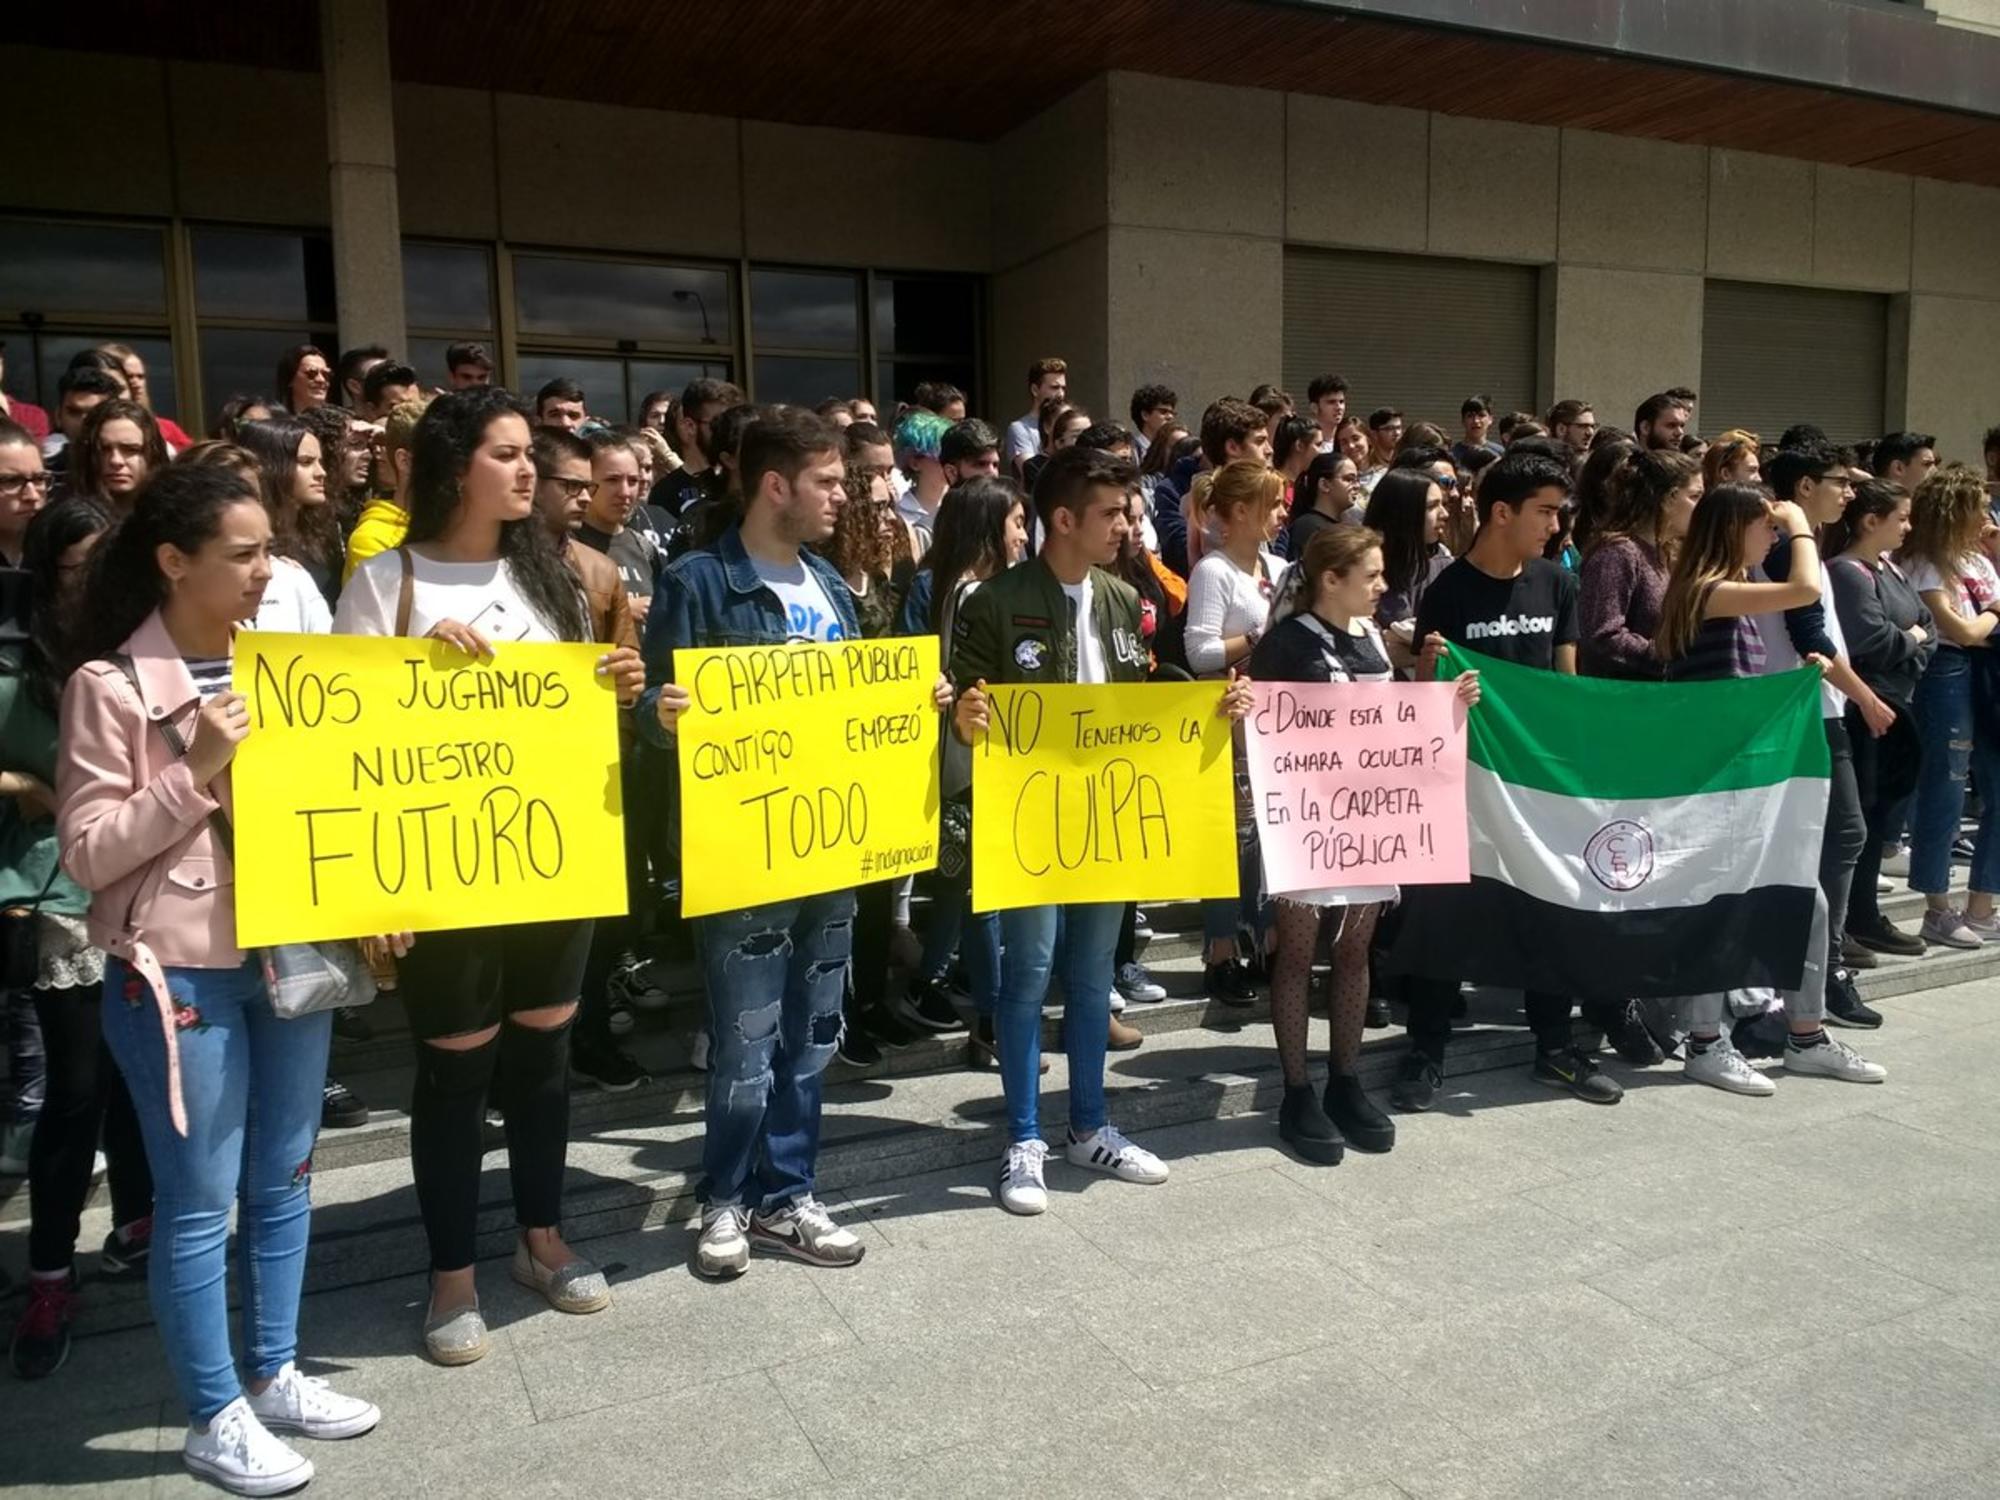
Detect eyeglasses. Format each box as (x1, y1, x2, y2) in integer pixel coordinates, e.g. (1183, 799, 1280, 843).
(0, 473, 50, 496)
(545, 477, 599, 500)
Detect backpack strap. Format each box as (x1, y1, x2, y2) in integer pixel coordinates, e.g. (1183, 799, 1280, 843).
(395, 545, 414, 637)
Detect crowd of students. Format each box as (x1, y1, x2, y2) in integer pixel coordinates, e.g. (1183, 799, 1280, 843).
(0, 335, 1993, 1494)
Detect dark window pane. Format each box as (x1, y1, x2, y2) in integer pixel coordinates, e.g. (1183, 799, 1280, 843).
(875, 276, 977, 355)
(514, 352, 628, 422)
(405, 337, 468, 393)
(514, 257, 731, 346)
(0, 222, 167, 316)
(751, 269, 859, 352)
(195, 230, 311, 321)
(755, 354, 860, 408)
(0, 327, 177, 426)
(630, 359, 732, 409)
(878, 358, 977, 412)
(199, 326, 334, 432)
(402, 243, 493, 332)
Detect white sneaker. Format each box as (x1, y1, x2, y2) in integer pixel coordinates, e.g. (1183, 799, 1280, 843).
(1962, 910, 2000, 944)
(246, 1361, 380, 1440)
(1881, 844, 1912, 877)
(1066, 1124, 1169, 1184)
(1116, 962, 1167, 1002)
(183, 1396, 313, 1496)
(997, 1139, 1050, 1215)
(694, 1204, 750, 1279)
(1683, 1038, 1776, 1097)
(1875, 875, 1894, 894)
(1785, 1035, 1888, 1084)
(1107, 987, 1127, 1015)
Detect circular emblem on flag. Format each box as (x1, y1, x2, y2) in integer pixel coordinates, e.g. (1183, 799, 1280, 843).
(1584, 820, 1654, 891)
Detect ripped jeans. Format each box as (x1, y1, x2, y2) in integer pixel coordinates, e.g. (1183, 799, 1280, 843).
(695, 890, 854, 1212)
(1910, 648, 2000, 896)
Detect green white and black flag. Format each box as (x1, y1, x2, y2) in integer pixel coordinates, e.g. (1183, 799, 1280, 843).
(1387, 644, 1830, 999)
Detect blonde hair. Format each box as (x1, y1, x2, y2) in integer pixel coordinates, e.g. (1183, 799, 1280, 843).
(1192, 459, 1283, 537)
(1702, 428, 1760, 490)
(382, 395, 434, 462)
(1903, 462, 1991, 581)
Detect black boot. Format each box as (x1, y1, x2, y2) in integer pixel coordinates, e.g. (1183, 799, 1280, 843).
(1324, 1074, 1395, 1154)
(1277, 1083, 1345, 1165)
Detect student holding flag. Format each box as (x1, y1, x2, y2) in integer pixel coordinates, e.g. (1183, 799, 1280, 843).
(1388, 450, 1639, 1108)
(952, 444, 1253, 1214)
(1653, 484, 1887, 1090)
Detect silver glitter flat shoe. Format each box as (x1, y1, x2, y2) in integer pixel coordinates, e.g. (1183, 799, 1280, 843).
(423, 1295, 489, 1366)
(511, 1240, 611, 1314)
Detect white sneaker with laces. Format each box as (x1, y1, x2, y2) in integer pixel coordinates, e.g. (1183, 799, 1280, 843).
(1785, 1035, 1888, 1084)
(183, 1396, 313, 1497)
(1683, 1039, 1776, 1097)
(1066, 1124, 1169, 1184)
(1920, 906, 1980, 950)
(1116, 962, 1167, 1003)
(695, 1204, 750, 1279)
(749, 1196, 865, 1267)
(246, 1361, 380, 1440)
(997, 1139, 1050, 1215)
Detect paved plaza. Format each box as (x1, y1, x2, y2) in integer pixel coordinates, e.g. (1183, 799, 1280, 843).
(7, 976, 1998, 1499)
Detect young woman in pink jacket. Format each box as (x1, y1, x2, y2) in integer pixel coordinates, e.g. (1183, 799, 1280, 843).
(57, 462, 383, 1496)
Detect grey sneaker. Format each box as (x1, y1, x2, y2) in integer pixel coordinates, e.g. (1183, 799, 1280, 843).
(749, 1196, 866, 1268)
(694, 1204, 750, 1280)
(1683, 1038, 1776, 1096)
(1920, 906, 1980, 950)
(1784, 1035, 1887, 1084)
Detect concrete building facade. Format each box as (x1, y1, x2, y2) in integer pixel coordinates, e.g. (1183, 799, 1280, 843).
(4, 0, 1998, 461)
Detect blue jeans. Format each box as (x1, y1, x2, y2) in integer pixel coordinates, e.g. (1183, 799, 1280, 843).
(995, 902, 1120, 1144)
(695, 891, 853, 1211)
(1910, 650, 2000, 895)
(100, 958, 331, 1426)
(919, 879, 1001, 1017)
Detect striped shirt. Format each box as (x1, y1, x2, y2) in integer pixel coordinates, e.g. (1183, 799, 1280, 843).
(185, 656, 233, 702)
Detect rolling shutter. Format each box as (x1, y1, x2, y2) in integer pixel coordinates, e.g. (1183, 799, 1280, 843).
(1700, 280, 1886, 446)
(1282, 247, 1538, 427)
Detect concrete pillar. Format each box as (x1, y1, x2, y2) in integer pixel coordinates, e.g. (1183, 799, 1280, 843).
(320, 0, 406, 355)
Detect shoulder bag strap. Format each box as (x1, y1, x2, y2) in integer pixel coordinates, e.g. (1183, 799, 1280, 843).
(109, 654, 235, 862)
(395, 545, 415, 637)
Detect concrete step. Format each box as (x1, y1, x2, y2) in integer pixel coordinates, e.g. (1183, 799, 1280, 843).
(6, 932, 1990, 1337)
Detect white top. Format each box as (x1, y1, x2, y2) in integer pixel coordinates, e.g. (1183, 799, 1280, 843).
(248, 557, 332, 635)
(1003, 414, 1040, 469)
(1059, 576, 1107, 684)
(1905, 552, 2000, 620)
(1184, 547, 1279, 678)
(334, 548, 559, 642)
(1750, 563, 1851, 718)
(750, 555, 847, 642)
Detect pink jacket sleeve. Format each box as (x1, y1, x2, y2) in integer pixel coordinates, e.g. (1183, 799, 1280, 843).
(56, 666, 219, 893)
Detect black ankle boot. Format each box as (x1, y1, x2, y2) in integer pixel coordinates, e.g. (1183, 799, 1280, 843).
(1278, 1083, 1345, 1165)
(1324, 1074, 1395, 1153)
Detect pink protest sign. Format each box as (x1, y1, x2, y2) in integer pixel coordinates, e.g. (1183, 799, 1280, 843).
(1244, 680, 1469, 894)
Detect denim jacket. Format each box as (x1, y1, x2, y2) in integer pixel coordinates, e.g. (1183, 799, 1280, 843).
(635, 525, 861, 836)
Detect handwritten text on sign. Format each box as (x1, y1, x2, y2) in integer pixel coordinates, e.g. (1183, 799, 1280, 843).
(971, 682, 1237, 911)
(1245, 681, 1469, 894)
(674, 637, 940, 918)
(231, 633, 627, 946)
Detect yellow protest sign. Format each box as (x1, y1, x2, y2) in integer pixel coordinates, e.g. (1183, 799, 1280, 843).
(230, 633, 627, 946)
(674, 637, 941, 918)
(971, 682, 1238, 911)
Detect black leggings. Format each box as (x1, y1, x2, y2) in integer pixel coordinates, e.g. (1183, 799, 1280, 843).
(1846, 706, 1921, 930)
(28, 981, 152, 1272)
(1405, 977, 1575, 1059)
(409, 1017, 572, 1272)
(848, 879, 896, 1020)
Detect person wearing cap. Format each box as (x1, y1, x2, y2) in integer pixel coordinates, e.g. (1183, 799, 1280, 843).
(444, 342, 494, 390)
(892, 409, 951, 556)
(0, 342, 51, 446)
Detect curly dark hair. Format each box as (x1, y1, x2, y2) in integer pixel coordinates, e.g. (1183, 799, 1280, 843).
(823, 465, 898, 582)
(404, 388, 587, 642)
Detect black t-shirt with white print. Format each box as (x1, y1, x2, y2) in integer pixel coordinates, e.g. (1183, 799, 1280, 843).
(1414, 556, 1577, 671)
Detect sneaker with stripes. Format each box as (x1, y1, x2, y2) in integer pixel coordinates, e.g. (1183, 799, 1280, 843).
(997, 1139, 1050, 1215)
(1065, 1124, 1168, 1184)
